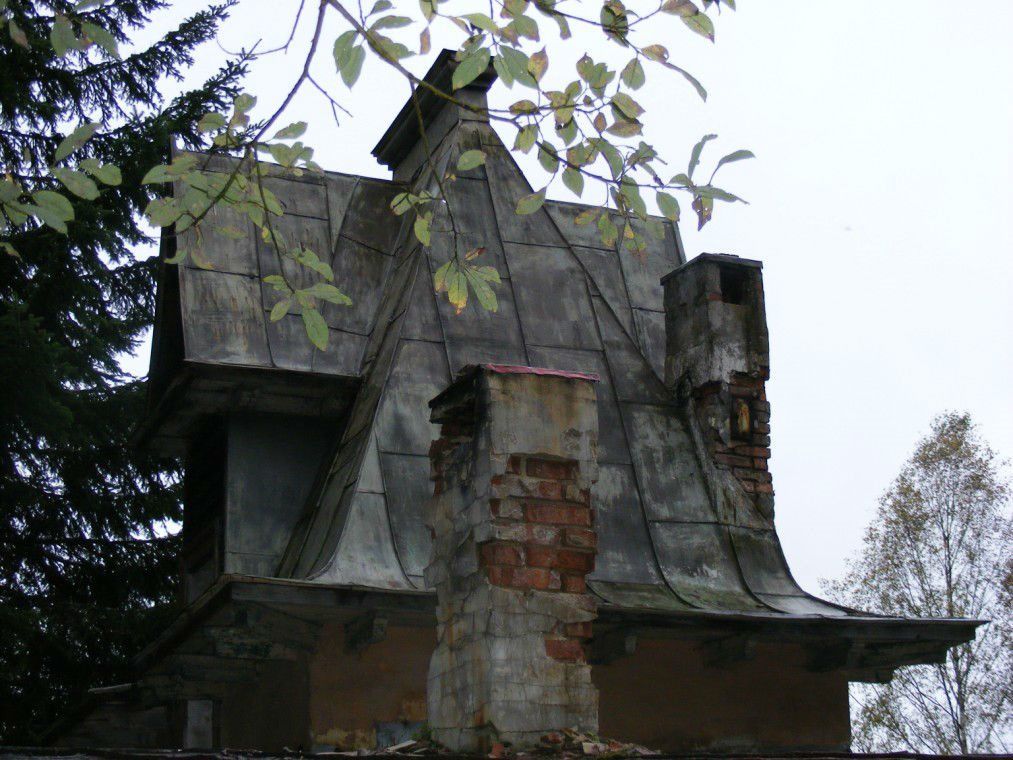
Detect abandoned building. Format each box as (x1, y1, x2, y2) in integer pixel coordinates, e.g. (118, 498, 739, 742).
(53, 52, 980, 753)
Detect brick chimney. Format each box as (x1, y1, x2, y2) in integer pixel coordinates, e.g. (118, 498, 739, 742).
(661, 254, 774, 518)
(425, 365, 599, 752)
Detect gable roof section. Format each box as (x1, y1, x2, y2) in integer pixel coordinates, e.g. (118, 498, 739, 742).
(271, 56, 860, 624)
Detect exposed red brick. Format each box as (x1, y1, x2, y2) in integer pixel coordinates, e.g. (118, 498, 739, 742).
(563, 528, 597, 549)
(479, 542, 524, 568)
(486, 566, 558, 591)
(754, 483, 774, 494)
(506, 455, 523, 474)
(733, 445, 770, 459)
(526, 457, 577, 481)
(544, 638, 585, 662)
(564, 622, 593, 639)
(729, 384, 759, 398)
(561, 574, 587, 594)
(535, 480, 564, 500)
(753, 422, 771, 434)
(524, 502, 591, 527)
(526, 524, 562, 546)
(714, 452, 752, 468)
(753, 458, 768, 471)
(733, 468, 772, 483)
(526, 546, 595, 573)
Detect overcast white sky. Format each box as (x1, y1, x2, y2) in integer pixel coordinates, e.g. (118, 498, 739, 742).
(132, 1, 1013, 592)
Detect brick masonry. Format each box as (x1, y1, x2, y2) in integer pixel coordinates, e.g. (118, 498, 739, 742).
(662, 254, 775, 520)
(424, 366, 599, 752)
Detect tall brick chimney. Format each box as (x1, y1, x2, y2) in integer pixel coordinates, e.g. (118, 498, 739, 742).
(661, 254, 774, 518)
(425, 365, 599, 752)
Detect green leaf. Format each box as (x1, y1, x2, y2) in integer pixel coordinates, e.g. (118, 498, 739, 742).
(234, 93, 257, 113)
(599, 0, 629, 44)
(270, 299, 291, 322)
(433, 260, 452, 293)
(499, 46, 536, 88)
(710, 149, 755, 179)
(688, 133, 717, 179)
(452, 47, 490, 90)
(32, 190, 74, 222)
(461, 12, 496, 31)
(537, 143, 558, 173)
(50, 15, 77, 57)
(141, 164, 172, 185)
(269, 122, 306, 142)
(515, 188, 545, 215)
(371, 14, 412, 29)
(562, 167, 583, 197)
(682, 11, 715, 41)
(79, 158, 122, 186)
(607, 119, 642, 137)
(333, 30, 357, 67)
(471, 265, 501, 283)
(611, 92, 644, 120)
(52, 168, 99, 200)
(145, 197, 181, 227)
(304, 282, 353, 305)
(464, 266, 498, 311)
(340, 45, 365, 87)
(514, 125, 537, 153)
(81, 21, 119, 58)
(8, 19, 28, 48)
(656, 191, 681, 222)
(54, 123, 100, 163)
(301, 308, 329, 350)
(620, 58, 645, 89)
(414, 214, 431, 246)
(493, 54, 515, 87)
(457, 149, 486, 171)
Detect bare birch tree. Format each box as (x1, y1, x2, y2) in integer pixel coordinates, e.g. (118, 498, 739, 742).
(826, 412, 1012, 753)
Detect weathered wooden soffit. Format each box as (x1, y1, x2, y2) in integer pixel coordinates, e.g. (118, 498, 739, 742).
(140, 51, 979, 672)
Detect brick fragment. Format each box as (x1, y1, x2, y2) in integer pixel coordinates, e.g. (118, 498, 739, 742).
(563, 528, 597, 549)
(564, 622, 593, 639)
(479, 542, 524, 567)
(535, 479, 564, 500)
(526, 457, 577, 481)
(524, 502, 591, 527)
(544, 638, 585, 662)
(486, 566, 559, 591)
(733, 468, 772, 483)
(714, 452, 752, 468)
(561, 574, 586, 594)
(526, 546, 595, 573)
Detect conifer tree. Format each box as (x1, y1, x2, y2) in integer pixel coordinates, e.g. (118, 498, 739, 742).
(0, 0, 245, 742)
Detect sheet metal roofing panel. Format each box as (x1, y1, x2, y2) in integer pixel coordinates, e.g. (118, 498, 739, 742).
(172, 161, 395, 379)
(224, 96, 886, 624)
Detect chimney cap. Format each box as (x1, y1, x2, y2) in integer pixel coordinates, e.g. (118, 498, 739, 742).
(372, 49, 497, 171)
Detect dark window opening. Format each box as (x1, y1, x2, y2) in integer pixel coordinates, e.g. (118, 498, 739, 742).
(719, 266, 748, 305)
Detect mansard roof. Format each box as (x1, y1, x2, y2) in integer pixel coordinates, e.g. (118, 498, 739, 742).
(143, 52, 978, 669)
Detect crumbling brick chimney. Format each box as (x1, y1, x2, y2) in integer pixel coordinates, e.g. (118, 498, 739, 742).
(425, 365, 599, 752)
(661, 254, 774, 518)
